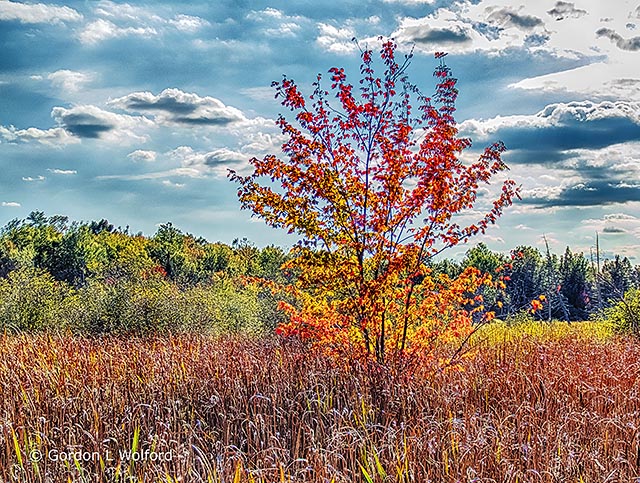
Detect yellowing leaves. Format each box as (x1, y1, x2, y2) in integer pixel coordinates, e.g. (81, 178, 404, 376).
(231, 40, 517, 364)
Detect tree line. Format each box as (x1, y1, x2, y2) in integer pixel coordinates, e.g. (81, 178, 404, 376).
(0, 211, 636, 335)
(434, 241, 640, 322)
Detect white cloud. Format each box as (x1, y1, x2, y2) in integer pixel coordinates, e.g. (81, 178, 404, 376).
(161, 180, 186, 188)
(47, 169, 77, 175)
(246, 8, 307, 37)
(93, 0, 163, 23)
(383, 0, 436, 4)
(169, 14, 209, 33)
(391, 0, 640, 59)
(78, 1, 208, 44)
(389, 1, 640, 103)
(127, 150, 157, 163)
(51, 104, 154, 143)
(315, 17, 383, 54)
(0, 125, 80, 147)
(47, 70, 94, 93)
(582, 212, 640, 236)
(509, 53, 640, 101)
(100, 146, 250, 182)
(0, 1, 82, 24)
(78, 18, 157, 44)
(170, 146, 248, 177)
(460, 100, 640, 138)
(108, 88, 246, 127)
(22, 175, 45, 182)
(1, 202, 21, 208)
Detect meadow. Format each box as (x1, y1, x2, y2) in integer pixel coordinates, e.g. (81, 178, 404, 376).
(1, 321, 638, 483)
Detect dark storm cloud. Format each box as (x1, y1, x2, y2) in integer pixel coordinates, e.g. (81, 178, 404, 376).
(109, 89, 245, 127)
(547, 2, 587, 21)
(461, 101, 640, 165)
(523, 181, 640, 207)
(499, 117, 640, 155)
(596, 28, 640, 51)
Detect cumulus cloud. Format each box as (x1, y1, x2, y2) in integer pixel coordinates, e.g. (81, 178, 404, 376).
(315, 17, 383, 53)
(0, 1, 82, 24)
(47, 70, 94, 92)
(521, 181, 640, 207)
(78, 1, 208, 44)
(246, 8, 308, 38)
(316, 22, 359, 53)
(486, 7, 543, 30)
(461, 101, 640, 209)
(512, 141, 640, 208)
(51, 105, 153, 142)
(391, 3, 549, 55)
(127, 150, 157, 163)
(596, 27, 640, 51)
(161, 180, 185, 189)
(396, 16, 473, 46)
(100, 146, 250, 182)
(460, 101, 640, 154)
(390, 0, 640, 64)
(109, 88, 245, 127)
(78, 18, 157, 44)
(547, 1, 587, 21)
(0, 125, 79, 147)
(169, 14, 209, 33)
(581, 213, 640, 238)
(169, 146, 248, 177)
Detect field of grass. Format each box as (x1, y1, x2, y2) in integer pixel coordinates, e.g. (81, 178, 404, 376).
(1, 322, 639, 482)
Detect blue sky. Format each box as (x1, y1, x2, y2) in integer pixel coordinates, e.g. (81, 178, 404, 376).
(0, 0, 639, 259)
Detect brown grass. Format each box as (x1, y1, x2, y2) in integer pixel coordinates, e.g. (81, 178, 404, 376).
(0, 328, 639, 482)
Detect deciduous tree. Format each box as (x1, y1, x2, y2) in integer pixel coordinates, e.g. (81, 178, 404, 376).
(231, 40, 518, 363)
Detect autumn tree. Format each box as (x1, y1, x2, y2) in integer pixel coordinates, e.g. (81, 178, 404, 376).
(230, 40, 518, 363)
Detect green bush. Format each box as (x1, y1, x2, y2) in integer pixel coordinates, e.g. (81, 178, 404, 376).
(603, 288, 640, 336)
(0, 267, 77, 332)
(72, 275, 278, 335)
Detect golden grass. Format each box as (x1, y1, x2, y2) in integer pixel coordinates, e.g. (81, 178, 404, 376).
(0, 325, 638, 482)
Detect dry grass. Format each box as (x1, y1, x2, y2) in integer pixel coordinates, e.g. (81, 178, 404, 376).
(0, 325, 639, 482)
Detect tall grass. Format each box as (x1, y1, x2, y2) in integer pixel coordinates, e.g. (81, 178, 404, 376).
(0, 327, 638, 482)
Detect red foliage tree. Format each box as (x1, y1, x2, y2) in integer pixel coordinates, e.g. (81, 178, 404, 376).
(230, 40, 519, 364)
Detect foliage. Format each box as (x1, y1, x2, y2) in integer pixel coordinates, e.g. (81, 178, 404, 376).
(558, 247, 591, 320)
(0, 212, 293, 335)
(0, 267, 77, 332)
(600, 255, 635, 304)
(231, 40, 518, 363)
(0, 211, 638, 334)
(602, 287, 640, 336)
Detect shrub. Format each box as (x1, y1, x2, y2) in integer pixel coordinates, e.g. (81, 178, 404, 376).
(0, 267, 77, 332)
(603, 287, 640, 336)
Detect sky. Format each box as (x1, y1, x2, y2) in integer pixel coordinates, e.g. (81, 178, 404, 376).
(0, 0, 639, 260)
